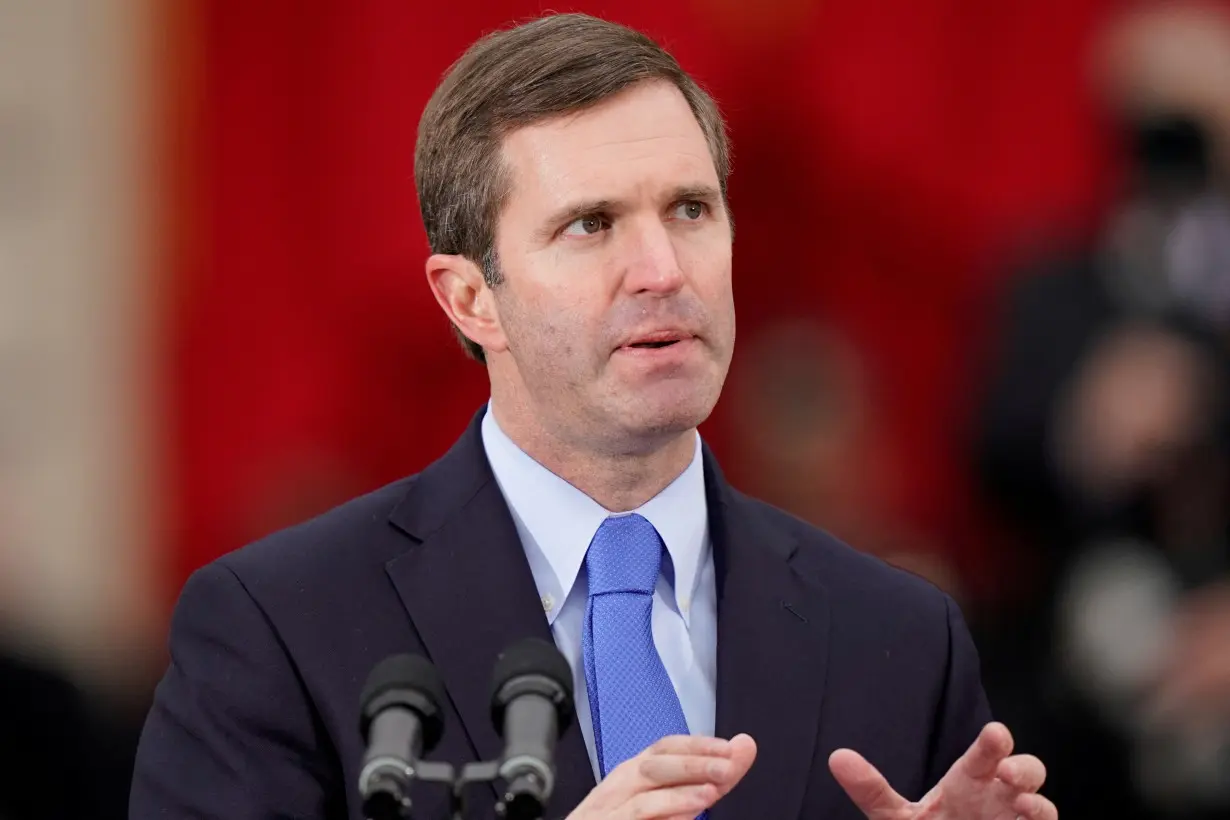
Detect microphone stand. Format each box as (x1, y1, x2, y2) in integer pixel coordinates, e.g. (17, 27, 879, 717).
(452, 760, 502, 820)
(378, 759, 539, 820)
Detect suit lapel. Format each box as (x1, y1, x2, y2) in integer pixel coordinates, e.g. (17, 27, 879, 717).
(385, 412, 595, 815)
(704, 450, 832, 820)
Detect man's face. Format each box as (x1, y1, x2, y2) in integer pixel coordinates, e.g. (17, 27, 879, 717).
(489, 80, 735, 451)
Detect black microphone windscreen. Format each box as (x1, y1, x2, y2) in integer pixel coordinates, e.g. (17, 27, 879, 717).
(489, 637, 574, 739)
(491, 638, 573, 699)
(359, 653, 446, 749)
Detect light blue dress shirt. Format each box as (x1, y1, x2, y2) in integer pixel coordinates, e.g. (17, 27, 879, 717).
(480, 405, 717, 779)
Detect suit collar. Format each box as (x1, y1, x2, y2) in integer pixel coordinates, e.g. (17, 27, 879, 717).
(386, 410, 831, 819)
(480, 405, 709, 627)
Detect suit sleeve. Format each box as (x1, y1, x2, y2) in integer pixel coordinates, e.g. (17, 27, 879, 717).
(923, 594, 993, 788)
(130, 561, 343, 819)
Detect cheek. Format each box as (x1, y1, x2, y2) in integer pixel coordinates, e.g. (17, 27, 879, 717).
(500, 283, 593, 364)
(685, 247, 734, 311)
(514, 258, 611, 343)
(679, 230, 732, 282)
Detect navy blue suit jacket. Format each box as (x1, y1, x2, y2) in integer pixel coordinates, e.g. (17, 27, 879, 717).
(131, 411, 991, 819)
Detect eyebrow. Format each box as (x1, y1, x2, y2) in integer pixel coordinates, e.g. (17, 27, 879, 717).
(535, 184, 724, 242)
(668, 184, 723, 205)
(535, 198, 620, 242)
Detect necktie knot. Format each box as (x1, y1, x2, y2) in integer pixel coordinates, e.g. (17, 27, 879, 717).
(585, 514, 662, 597)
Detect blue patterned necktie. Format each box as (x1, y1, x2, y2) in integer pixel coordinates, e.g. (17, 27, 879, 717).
(582, 513, 702, 811)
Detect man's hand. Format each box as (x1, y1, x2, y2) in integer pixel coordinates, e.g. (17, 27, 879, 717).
(829, 722, 1055, 820)
(566, 734, 757, 820)
(1150, 582, 1230, 725)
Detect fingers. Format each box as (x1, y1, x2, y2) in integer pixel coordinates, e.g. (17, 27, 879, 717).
(956, 722, 1014, 780)
(827, 749, 908, 817)
(568, 734, 755, 820)
(625, 783, 719, 820)
(637, 754, 735, 788)
(1013, 791, 1059, 820)
(716, 734, 757, 798)
(645, 734, 737, 758)
(996, 754, 1047, 794)
(635, 735, 756, 791)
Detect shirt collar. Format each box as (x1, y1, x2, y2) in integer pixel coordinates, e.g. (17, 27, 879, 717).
(480, 403, 708, 627)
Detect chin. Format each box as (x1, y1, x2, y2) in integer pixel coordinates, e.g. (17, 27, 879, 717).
(620, 380, 721, 437)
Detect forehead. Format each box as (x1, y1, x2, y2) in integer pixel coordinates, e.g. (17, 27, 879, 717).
(499, 81, 719, 206)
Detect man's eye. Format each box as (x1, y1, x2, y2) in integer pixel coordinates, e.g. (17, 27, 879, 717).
(562, 215, 608, 236)
(672, 201, 707, 221)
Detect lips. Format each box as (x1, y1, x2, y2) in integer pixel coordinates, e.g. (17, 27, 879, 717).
(619, 330, 693, 350)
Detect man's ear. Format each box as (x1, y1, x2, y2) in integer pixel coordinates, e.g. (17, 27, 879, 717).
(425, 254, 508, 354)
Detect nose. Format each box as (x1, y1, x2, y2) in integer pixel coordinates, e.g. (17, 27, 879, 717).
(621, 217, 685, 296)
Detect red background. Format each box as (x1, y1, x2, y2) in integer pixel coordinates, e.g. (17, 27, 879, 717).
(168, 0, 1124, 603)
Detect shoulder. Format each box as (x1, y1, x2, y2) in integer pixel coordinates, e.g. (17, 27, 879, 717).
(162, 474, 430, 704)
(206, 475, 420, 603)
(730, 489, 956, 625)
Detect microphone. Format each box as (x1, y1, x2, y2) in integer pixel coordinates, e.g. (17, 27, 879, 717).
(489, 638, 575, 820)
(358, 654, 447, 820)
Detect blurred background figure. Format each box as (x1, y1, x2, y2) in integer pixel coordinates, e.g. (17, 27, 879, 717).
(0, 649, 134, 820)
(975, 3, 1230, 817)
(1, 1, 160, 817)
(731, 319, 964, 599)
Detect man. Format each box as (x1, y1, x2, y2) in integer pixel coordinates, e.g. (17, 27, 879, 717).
(131, 13, 1055, 820)
(0, 646, 124, 820)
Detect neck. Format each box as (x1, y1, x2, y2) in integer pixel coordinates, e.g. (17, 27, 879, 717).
(488, 394, 697, 512)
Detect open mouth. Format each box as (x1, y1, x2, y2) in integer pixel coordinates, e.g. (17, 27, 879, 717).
(627, 340, 680, 349)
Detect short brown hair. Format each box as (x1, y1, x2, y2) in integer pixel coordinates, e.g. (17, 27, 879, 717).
(415, 13, 731, 362)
